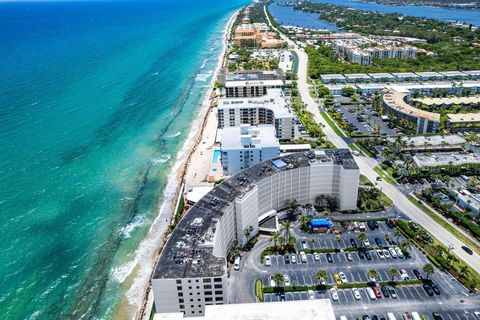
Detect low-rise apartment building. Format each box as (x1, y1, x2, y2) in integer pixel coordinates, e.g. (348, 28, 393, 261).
(220, 124, 280, 175)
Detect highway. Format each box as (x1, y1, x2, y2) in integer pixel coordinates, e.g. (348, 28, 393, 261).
(264, 6, 480, 274)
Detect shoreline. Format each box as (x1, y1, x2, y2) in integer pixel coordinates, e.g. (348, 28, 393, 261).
(114, 8, 240, 320)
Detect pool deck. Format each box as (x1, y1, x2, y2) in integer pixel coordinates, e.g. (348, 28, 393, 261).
(207, 149, 223, 182)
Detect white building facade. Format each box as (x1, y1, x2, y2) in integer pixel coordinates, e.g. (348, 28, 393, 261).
(221, 125, 280, 175)
(152, 150, 360, 317)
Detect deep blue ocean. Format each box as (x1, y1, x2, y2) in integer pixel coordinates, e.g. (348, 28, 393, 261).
(0, 0, 248, 319)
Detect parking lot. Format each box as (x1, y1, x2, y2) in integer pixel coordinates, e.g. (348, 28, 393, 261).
(337, 104, 397, 136)
(228, 219, 479, 318)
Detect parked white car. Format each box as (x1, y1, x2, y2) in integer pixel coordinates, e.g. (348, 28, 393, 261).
(234, 256, 240, 270)
(300, 251, 307, 263)
(376, 249, 385, 259)
(339, 272, 348, 284)
(314, 252, 320, 261)
(383, 249, 391, 259)
(352, 288, 361, 300)
(269, 275, 276, 287)
(308, 290, 315, 300)
(330, 288, 339, 301)
(264, 255, 271, 266)
(395, 247, 404, 258)
(283, 274, 291, 286)
(389, 247, 398, 258)
(291, 254, 297, 264)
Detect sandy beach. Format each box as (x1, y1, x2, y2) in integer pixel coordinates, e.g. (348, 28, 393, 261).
(112, 9, 240, 320)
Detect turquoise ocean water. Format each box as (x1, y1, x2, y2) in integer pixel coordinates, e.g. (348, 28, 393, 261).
(0, 0, 248, 318)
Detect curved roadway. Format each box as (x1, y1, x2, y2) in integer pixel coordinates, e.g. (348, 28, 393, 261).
(264, 6, 480, 274)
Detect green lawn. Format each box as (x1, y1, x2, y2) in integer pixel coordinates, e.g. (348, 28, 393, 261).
(373, 165, 396, 185)
(320, 111, 348, 138)
(407, 194, 480, 255)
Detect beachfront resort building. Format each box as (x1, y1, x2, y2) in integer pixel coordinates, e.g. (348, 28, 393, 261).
(217, 88, 301, 140)
(152, 150, 360, 317)
(233, 23, 286, 48)
(220, 124, 280, 175)
(217, 68, 285, 85)
(222, 79, 284, 98)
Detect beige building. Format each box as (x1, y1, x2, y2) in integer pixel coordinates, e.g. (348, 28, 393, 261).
(233, 23, 286, 48)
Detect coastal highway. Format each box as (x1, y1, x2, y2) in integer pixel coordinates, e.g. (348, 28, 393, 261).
(264, 6, 480, 274)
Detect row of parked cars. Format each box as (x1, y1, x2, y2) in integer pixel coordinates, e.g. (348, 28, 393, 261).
(341, 311, 480, 320)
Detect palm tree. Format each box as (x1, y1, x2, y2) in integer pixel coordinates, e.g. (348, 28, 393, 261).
(244, 225, 253, 242)
(423, 263, 435, 279)
(273, 273, 284, 288)
(335, 235, 342, 248)
(459, 264, 470, 277)
(388, 268, 398, 281)
(316, 269, 327, 285)
(367, 269, 379, 282)
(278, 236, 286, 249)
(299, 215, 311, 232)
(394, 229, 403, 241)
(282, 220, 292, 244)
(401, 239, 413, 253)
(357, 232, 368, 243)
(271, 231, 280, 250)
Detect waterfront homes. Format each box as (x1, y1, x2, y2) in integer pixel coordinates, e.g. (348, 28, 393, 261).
(233, 23, 286, 48)
(220, 124, 280, 175)
(151, 150, 360, 317)
(217, 88, 301, 141)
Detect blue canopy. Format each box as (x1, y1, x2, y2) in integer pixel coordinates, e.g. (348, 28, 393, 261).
(310, 218, 333, 229)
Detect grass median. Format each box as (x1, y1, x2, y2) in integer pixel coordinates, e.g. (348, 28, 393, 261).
(407, 194, 480, 255)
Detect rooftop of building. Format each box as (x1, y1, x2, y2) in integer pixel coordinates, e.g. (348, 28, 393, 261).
(218, 88, 294, 119)
(413, 152, 480, 167)
(414, 71, 443, 77)
(391, 72, 420, 78)
(447, 113, 480, 123)
(386, 135, 466, 148)
(221, 125, 279, 150)
(383, 89, 441, 122)
(413, 96, 480, 106)
(153, 150, 357, 280)
(463, 70, 480, 76)
(439, 71, 468, 77)
(224, 79, 284, 87)
(320, 74, 346, 79)
(368, 73, 395, 78)
(153, 299, 335, 320)
(344, 73, 371, 79)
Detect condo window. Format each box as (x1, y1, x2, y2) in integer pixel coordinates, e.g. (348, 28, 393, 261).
(203, 278, 211, 283)
(214, 278, 222, 282)
(205, 298, 213, 302)
(214, 284, 222, 289)
(215, 290, 222, 295)
(176, 280, 181, 284)
(177, 292, 183, 297)
(215, 297, 223, 301)
(204, 285, 211, 289)
(176, 286, 182, 290)
(205, 291, 212, 295)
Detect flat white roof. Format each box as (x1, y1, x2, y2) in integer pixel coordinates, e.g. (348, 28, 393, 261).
(387, 135, 466, 147)
(463, 70, 480, 76)
(368, 73, 394, 78)
(415, 71, 443, 77)
(414, 152, 480, 167)
(153, 299, 336, 320)
(320, 74, 346, 80)
(225, 79, 284, 87)
(186, 186, 214, 204)
(447, 113, 480, 123)
(391, 72, 420, 78)
(344, 73, 371, 79)
(221, 124, 279, 149)
(439, 71, 467, 77)
(218, 88, 294, 118)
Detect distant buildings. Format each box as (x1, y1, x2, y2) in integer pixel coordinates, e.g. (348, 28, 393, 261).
(413, 152, 480, 168)
(233, 23, 286, 48)
(152, 150, 359, 317)
(319, 70, 480, 84)
(220, 124, 280, 175)
(385, 135, 467, 152)
(333, 36, 419, 65)
(222, 79, 284, 98)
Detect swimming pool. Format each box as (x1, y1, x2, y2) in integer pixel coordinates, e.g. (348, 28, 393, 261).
(212, 150, 221, 164)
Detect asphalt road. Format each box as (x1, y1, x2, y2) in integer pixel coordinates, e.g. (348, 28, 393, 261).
(263, 5, 480, 275)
